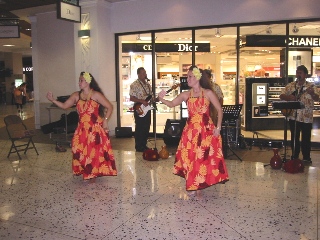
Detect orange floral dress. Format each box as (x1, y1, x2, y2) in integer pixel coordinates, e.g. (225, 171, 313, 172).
(72, 97, 117, 180)
(173, 89, 229, 190)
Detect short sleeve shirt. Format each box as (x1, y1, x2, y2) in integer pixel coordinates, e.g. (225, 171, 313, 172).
(281, 81, 320, 123)
(129, 79, 153, 101)
(211, 82, 224, 100)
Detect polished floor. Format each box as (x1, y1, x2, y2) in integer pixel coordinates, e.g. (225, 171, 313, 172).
(0, 103, 319, 240)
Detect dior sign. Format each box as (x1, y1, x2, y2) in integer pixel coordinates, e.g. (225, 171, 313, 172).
(57, 1, 81, 23)
(122, 43, 210, 52)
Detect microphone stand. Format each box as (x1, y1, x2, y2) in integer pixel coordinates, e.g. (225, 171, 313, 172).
(292, 81, 302, 160)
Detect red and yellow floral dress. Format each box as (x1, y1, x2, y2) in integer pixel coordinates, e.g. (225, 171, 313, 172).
(173, 88, 229, 190)
(72, 94, 117, 180)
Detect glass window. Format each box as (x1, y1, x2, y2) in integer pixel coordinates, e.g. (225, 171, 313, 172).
(240, 24, 286, 130)
(154, 30, 191, 133)
(118, 33, 151, 130)
(196, 27, 237, 106)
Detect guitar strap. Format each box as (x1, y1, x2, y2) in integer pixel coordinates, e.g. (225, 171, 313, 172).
(133, 80, 152, 110)
(295, 82, 305, 100)
(138, 79, 152, 96)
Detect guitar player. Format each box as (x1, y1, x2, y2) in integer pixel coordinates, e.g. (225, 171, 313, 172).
(130, 67, 159, 152)
(279, 65, 320, 164)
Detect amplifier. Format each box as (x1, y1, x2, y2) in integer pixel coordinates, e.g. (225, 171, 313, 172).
(163, 119, 186, 146)
(115, 127, 133, 138)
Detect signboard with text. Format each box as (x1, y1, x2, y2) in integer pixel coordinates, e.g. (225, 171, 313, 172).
(0, 25, 20, 38)
(245, 35, 320, 48)
(122, 43, 210, 53)
(57, 1, 81, 23)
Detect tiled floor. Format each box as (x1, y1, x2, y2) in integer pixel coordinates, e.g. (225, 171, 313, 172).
(0, 103, 319, 240)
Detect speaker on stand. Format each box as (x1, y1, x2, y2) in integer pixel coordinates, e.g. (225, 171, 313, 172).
(163, 119, 186, 146)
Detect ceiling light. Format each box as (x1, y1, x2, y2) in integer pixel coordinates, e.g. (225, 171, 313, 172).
(266, 26, 272, 34)
(136, 34, 156, 41)
(3, 44, 14, 47)
(299, 25, 320, 29)
(215, 28, 222, 38)
(292, 24, 299, 33)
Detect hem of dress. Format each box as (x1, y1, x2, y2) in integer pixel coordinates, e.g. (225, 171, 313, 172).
(73, 173, 117, 180)
(173, 172, 229, 190)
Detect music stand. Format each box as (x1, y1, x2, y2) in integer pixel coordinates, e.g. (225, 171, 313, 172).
(221, 104, 243, 161)
(271, 101, 305, 162)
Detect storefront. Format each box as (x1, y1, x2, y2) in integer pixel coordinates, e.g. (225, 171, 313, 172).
(116, 21, 320, 134)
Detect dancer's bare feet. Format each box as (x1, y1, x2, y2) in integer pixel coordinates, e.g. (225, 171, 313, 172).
(187, 190, 196, 196)
(89, 178, 96, 184)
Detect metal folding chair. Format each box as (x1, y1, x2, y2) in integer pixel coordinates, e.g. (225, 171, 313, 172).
(4, 115, 39, 160)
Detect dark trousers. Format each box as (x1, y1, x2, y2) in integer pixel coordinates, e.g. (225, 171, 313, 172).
(289, 120, 312, 160)
(16, 103, 23, 110)
(134, 110, 151, 150)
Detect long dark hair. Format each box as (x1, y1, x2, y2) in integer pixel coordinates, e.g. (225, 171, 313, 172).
(188, 66, 215, 119)
(80, 71, 105, 118)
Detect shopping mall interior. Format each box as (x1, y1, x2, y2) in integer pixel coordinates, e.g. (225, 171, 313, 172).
(1, 0, 320, 239)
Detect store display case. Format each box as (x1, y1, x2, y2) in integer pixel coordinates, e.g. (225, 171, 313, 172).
(121, 72, 180, 115)
(244, 77, 320, 131)
(268, 85, 285, 115)
(244, 78, 289, 131)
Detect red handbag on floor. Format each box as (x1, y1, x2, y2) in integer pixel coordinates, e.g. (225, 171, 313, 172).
(283, 159, 304, 174)
(143, 148, 159, 161)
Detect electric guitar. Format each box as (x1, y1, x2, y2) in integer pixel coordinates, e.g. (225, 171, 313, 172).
(134, 83, 180, 117)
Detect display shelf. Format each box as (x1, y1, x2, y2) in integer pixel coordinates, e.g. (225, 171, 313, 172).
(268, 86, 284, 114)
(223, 72, 236, 80)
(121, 76, 180, 114)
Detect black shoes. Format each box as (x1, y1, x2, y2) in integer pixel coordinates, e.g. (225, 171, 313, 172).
(302, 159, 312, 164)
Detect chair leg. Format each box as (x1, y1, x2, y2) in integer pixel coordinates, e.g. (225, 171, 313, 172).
(8, 141, 22, 160)
(7, 143, 14, 158)
(24, 139, 39, 156)
(30, 139, 39, 155)
(24, 139, 32, 154)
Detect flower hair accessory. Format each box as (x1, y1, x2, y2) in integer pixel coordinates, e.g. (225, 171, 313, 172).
(192, 67, 202, 80)
(83, 72, 92, 83)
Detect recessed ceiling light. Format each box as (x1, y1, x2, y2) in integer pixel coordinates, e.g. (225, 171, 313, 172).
(25, 28, 31, 31)
(300, 25, 320, 29)
(3, 45, 15, 47)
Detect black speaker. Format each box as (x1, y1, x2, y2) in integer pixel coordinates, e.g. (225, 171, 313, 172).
(180, 77, 190, 90)
(163, 119, 186, 146)
(115, 127, 133, 138)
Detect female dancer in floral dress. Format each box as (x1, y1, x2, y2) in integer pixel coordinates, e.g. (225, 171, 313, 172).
(158, 66, 228, 194)
(47, 72, 117, 181)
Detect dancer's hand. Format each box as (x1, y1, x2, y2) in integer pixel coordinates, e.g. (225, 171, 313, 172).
(47, 92, 54, 102)
(213, 127, 221, 137)
(103, 120, 109, 133)
(158, 90, 166, 100)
